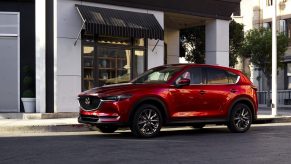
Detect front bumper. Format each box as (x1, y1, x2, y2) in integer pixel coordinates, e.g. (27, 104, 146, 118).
(78, 99, 131, 124)
(78, 114, 119, 124)
(78, 115, 128, 126)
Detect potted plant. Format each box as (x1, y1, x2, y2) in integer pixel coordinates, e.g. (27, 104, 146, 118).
(21, 66, 36, 113)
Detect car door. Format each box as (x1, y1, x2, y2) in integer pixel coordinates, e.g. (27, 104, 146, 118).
(199, 67, 237, 118)
(169, 67, 205, 118)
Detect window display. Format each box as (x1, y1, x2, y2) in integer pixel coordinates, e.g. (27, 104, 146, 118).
(82, 35, 146, 90)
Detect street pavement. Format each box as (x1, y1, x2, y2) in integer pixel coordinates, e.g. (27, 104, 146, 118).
(1, 123, 291, 164)
(0, 108, 291, 134)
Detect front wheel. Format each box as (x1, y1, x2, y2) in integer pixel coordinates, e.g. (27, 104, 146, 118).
(130, 104, 162, 138)
(227, 103, 252, 133)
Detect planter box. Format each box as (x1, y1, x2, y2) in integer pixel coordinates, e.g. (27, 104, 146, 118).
(21, 98, 36, 113)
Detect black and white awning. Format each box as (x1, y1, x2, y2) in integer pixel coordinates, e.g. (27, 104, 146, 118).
(75, 4, 164, 40)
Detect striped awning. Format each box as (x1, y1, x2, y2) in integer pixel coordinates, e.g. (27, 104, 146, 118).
(75, 4, 164, 40)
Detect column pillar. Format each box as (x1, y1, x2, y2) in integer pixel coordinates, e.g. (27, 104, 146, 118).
(165, 27, 180, 64)
(35, 0, 46, 113)
(205, 19, 229, 67)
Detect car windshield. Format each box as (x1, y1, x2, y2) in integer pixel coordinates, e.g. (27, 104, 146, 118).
(132, 65, 183, 84)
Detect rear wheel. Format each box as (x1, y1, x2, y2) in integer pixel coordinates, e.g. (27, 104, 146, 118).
(97, 125, 118, 133)
(227, 103, 252, 133)
(130, 104, 162, 138)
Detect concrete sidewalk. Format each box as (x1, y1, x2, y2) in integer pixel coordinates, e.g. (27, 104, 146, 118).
(0, 112, 91, 133)
(0, 118, 91, 133)
(0, 109, 291, 134)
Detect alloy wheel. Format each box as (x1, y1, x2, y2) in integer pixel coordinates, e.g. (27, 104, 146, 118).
(233, 107, 251, 130)
(137, 108, 160, 136)
(227, 103, 252, 133)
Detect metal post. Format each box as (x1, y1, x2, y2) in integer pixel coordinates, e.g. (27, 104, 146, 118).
(272, 0, 277, 116)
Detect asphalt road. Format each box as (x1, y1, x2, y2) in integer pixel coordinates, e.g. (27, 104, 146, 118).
(1, 123, 291, 164)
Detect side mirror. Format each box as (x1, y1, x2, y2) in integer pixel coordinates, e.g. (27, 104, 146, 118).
(176, 78, 190, 87)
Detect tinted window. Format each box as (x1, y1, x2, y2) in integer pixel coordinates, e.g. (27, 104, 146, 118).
(227, 71, 239, 84)
(176, 68, 202, 84)
(190, 68, 203, 84)
(206, 68, 228, 84)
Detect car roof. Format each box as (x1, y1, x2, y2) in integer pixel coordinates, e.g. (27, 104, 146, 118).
(164, 64, 241, 74)
(164, 64, 251, 85)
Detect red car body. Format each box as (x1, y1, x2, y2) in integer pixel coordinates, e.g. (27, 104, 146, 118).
(78, 64, 258, 137)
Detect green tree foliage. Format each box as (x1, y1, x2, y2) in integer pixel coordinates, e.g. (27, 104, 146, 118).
(180, 20, 244, 67)
(240, 27, 288, 90)
(229, 20, 244, 67)
(180, 26, 205, 64)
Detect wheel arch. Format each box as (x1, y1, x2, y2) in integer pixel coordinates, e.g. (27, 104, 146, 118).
(129, 97, 169, 124)
(228, 97, 257, 122)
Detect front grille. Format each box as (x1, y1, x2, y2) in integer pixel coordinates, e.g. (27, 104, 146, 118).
(79, 96, 101, 110)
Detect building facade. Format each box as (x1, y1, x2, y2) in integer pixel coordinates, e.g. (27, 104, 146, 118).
(0, 0, 240, 113)
(234, 0, 291, 91)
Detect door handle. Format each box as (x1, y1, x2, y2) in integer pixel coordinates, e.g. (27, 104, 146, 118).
(230, 89, 237, 93)
(200, 90, 206, 95)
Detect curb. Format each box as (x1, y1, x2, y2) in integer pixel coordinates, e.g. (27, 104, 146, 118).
(0, 113, 79, 120)
(0, 124, 91, 134)
(255, 116, 291, 124)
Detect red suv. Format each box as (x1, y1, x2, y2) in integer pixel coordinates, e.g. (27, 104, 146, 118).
(78, 64, 258, 137)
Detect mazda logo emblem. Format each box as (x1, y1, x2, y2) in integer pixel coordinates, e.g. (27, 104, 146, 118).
(85, 97, 90, 105)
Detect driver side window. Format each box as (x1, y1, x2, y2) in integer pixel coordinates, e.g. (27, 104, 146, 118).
(176, 67, 203, 85)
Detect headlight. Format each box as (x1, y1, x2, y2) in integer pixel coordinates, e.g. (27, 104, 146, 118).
(102, 94, 132, 101)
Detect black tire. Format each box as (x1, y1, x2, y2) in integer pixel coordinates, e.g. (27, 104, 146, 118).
(227, 103, 252, 133)
(130, 104, 162, 138)
(192, 123, 206, 129)
(97, 125, 118, 133)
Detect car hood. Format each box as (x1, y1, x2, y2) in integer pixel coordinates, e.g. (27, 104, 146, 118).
(79, 83, 169, 97)
(80, 83, 157, 97)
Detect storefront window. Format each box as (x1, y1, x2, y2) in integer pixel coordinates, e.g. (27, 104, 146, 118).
(134, 50, 145, 77)
(134, 38, 145, 46)
(97, 36, 131, 45)
(98, 47, 131, 86)
(82, 35, 146, 90)
(82, 43, 94, 90)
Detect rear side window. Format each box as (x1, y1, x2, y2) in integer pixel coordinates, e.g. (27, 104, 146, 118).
(206, 68, 240, 84)
(227, 71, 240, 84)
(206, 68, 228, 84)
